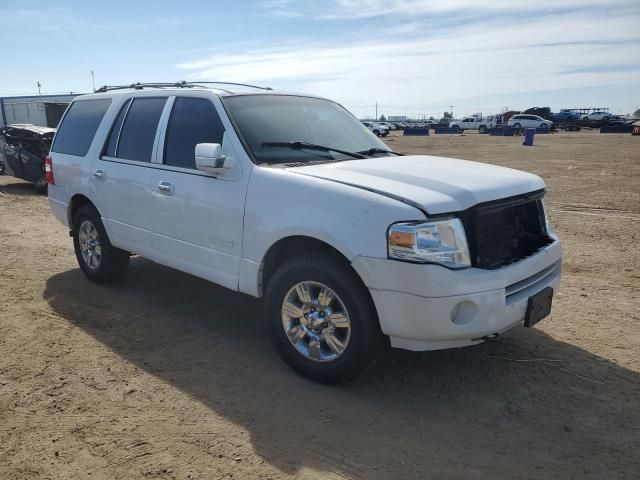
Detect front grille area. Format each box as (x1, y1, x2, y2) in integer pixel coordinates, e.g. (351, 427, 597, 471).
(460, 190, 553, 269)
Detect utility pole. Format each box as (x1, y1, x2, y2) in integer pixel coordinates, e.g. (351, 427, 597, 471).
(37, 81, 41, 95)
(91, 70, 96, 92)
(449, 104, 455, 118)
(375, 102, 378, 120)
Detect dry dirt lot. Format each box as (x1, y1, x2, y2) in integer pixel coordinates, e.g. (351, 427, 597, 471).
(1, 130, 639, 479)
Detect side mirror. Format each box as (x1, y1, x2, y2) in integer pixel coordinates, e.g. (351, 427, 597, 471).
(195, 143, 234, 175)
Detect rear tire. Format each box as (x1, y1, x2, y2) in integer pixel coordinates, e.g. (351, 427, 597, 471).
(265, 252, 382, 383)
(479, 125, 487, 134)
(72, 205, 129, 283)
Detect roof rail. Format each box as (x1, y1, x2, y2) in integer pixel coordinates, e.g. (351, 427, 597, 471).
(183, 81, 272, 91)
(94, 81, 272, 94)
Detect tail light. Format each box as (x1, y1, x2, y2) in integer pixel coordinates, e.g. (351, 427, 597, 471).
(45, 156, 55, 185)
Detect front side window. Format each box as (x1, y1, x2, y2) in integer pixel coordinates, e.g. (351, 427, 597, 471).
(164, 97, 225, 169)
(223, 94, 387, 164)
(116, 97, 166, 162)
(52, 99, 111, 156)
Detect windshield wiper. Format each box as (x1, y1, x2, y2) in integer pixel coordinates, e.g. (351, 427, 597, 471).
(261, 141, 367, 160)
(357, 147, 404, 156)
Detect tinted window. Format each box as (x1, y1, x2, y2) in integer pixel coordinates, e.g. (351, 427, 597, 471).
(52, 99, 111, 156)
(117, 97, 166, 162)
(104, 99, 132, 157)
(164, 97, 225, 169)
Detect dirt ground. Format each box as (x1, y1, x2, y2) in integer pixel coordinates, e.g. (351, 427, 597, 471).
(1, 130, 638, 479)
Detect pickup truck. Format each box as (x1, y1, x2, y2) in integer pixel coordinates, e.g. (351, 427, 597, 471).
(46, 83, 562, 383)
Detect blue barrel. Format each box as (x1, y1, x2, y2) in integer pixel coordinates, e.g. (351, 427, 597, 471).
(523, 128, 535, 146)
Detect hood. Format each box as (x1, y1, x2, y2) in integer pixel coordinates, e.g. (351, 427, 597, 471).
(287, 155, 545, 214)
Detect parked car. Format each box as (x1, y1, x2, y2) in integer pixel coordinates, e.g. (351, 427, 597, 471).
(362, 121, 389, 137)
(551, 110, 580, 122)
(507, 114, 553, 131)
(47, 84, 562, 383)
(450, 115, 500, 133)
(0, 123, 56, 193)
(581, 111, 612, 121)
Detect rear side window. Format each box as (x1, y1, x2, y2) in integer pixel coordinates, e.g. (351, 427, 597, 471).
(116, 97, 166, 162)
(52, 99, 111, 156)
(103, 99, 132, 157)
(164, 97, 225, 169)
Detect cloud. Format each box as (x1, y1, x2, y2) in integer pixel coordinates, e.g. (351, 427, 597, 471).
(177, 5, 640, 114)
(261, 0, 636, 19)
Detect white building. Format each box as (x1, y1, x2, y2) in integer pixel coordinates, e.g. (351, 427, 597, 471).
(0, 94, 79, 128)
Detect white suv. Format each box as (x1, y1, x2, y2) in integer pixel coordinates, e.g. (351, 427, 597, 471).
(361, 121, 389, 137)
(508, 114, 553, 131)
(47, 82, 562, 383)
(581, 111, 612, 121)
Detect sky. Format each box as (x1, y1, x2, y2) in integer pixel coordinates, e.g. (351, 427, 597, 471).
(1, 0, 639, 118)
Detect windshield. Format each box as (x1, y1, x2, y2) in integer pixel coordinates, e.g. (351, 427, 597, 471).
(222, 94, 388, 164)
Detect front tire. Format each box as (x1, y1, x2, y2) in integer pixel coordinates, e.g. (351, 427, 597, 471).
(265, 252, 382, 383)
(73, 205, 129, 283)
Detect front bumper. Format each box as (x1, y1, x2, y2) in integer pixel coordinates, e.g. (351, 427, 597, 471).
(351, 236, 562, 351)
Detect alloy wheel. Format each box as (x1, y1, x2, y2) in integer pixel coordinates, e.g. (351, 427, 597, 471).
(281, 281, 352, 362)
(78, 219, 102, 270)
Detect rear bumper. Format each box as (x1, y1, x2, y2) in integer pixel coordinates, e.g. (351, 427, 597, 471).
(351, 236, 562, 351)
(48, 189, 69, 228)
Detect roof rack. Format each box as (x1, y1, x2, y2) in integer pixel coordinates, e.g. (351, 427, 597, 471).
(94, 81, 272, 94)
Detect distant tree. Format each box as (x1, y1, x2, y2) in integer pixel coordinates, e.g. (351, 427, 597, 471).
(429, 116, 435, 121)
(443, 111, 453, 119)
(379, 114, 386, 121)
(634, 108, 640, 117)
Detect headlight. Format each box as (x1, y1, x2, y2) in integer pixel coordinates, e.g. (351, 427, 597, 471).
(388, 219, 471, 268)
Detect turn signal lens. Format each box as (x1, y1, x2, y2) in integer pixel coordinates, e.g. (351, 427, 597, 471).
(389, 230, 415, 248)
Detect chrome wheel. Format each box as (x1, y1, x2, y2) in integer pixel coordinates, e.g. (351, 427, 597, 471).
(281, 281, 351, 362)
(78, 219, 102, 270)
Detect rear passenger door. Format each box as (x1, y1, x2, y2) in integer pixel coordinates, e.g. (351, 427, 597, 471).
(92, 96, 167, 255)
(148, 95, 248, 291)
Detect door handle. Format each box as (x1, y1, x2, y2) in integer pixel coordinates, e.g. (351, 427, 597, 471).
(94, 169, 105, 179)
(158, 181, 173, 194)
